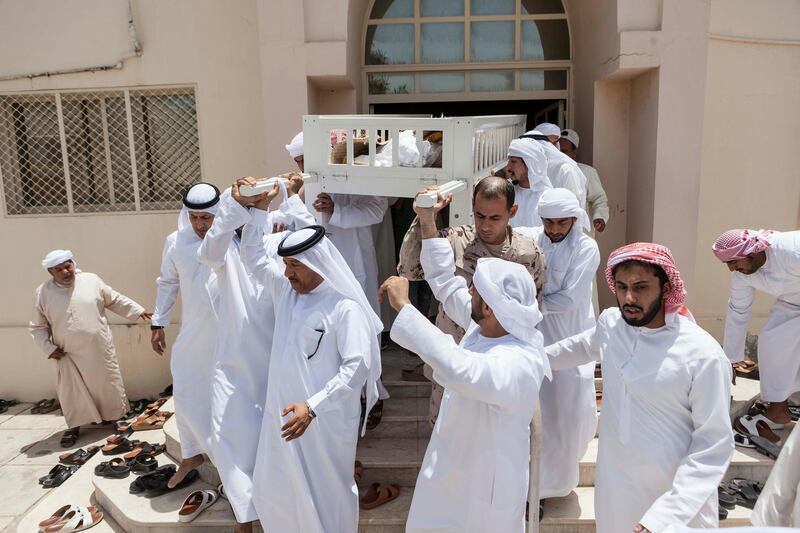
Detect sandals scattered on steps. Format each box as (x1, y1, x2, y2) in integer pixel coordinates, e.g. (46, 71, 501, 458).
(719, 478, 763, 510)
(38, 505, 103, 533)
(129, 455, 159, 475)
(0, 398, 19, 414)
(32, 398, 60, 415)
(59, 446, 99, 466)
(94, 458, 131, 479)
(366, 400, 384, 431)
(354, 461, 363, 484)
(60, 429, 80, 449)
(131, 411, 173, 431)
(39, 464, 78, 488)
(179, 489, 219, 522)
(101, 437, 140, 455)
(735, 413, 783, 444)
(129, 464, 198, 498)
(360, 482, 400, 510)
(734, 359, 759, 379)
(123, 441, 166, 461)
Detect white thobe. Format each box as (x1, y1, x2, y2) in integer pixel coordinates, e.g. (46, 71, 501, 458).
(510, 185, 550, 228)
(722, 230, 800, 402)
(547, 158, 587, 210)
(517, 226, 599, 498)
(243, 209, 371, 533)
(392, 238, 549, 533)
(577, 162, 609, 224)
(152, 229, 217, 460)
(29, 273, 144, 428)
(324, 193, 389, 315)
(752, 422, 800, 527)
(546, 308, 734, 533)
(196, 196, 274, 523)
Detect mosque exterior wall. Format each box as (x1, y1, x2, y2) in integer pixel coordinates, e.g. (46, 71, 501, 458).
(0, 0, 267, 400)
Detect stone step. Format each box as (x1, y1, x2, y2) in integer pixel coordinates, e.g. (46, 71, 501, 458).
(578, 438, 775, 486)
(541, 486, 753, 531)
(92, 449, 406, 533)
(730, 376, 761, 422)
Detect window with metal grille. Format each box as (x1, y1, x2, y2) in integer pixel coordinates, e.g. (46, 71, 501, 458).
(0, 87, 201, 216)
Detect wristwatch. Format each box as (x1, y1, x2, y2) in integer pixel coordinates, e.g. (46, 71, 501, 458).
(150, 325, 164, 331)
(306, 401, 317, 420)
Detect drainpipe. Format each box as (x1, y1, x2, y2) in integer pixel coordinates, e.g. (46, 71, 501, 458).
(0, 0, 142, 82)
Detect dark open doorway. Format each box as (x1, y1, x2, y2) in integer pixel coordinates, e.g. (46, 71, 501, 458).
(370, 99, 565, 131)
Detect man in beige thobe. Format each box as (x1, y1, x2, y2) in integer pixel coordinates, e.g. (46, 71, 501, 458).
(30, 250, 151, 447)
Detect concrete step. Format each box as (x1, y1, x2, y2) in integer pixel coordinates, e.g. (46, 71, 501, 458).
(578, 437, 775, 486)
(541, 486, 753, 531)
(730, 376, 761, 422)
(93, 448, 408, 532)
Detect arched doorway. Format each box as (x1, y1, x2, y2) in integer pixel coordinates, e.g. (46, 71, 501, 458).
(362, 0, 572, 128)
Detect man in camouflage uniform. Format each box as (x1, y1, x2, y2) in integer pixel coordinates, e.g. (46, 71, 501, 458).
(398, 176, 546, 427)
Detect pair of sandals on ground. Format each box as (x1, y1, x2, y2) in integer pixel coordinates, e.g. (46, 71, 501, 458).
(354, 460, 401, 510)
(734, 399, 798, 459)
(718, 478, 763, 519)
(95, 434, 166, 478)
(39, 445, 101, 488)
(38, 504, 103, 533)
(0, 398, 19, 414)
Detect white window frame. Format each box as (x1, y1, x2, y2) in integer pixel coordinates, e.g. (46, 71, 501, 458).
(362, 0, 572, 116)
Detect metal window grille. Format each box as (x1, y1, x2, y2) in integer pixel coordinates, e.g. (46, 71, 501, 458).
(0, 87, 201, 216)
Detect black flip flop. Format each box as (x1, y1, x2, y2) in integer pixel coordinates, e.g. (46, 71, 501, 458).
(95, 458, 131, 478)
(60, 430, 79, 448)
(145, 468, 198, 498)
(59, 445, 99, 465)
(39, 464, 70, 485)
(42, 464, 77, 488)
(129, 455, 159, 475)
(749, 433, 783, 460)
(724, 478, 762, 509)
(718, 485, 737, 509)
(130, 465, 175, 494)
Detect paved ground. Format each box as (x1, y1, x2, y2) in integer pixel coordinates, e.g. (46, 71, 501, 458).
(0, 402, 123, 532)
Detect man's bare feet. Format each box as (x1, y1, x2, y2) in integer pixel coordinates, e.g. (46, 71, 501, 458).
(168, 454, 204, 488)
(233, 521, 253, 533)
(763, 400, 792, 425)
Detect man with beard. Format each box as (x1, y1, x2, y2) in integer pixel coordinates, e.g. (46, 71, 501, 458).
(398, 176, 546, 427)
(545, 243, 733, 533)
(504, 136, 552, 228)
(712, 229, 800, 434)
(514, 188, 600, 502)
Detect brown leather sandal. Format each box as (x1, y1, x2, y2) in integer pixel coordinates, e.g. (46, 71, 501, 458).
(360, 482, 400, 510)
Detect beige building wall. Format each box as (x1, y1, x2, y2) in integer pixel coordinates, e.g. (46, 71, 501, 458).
(692, 0, 800, 338)
(0, 0, 267, 400)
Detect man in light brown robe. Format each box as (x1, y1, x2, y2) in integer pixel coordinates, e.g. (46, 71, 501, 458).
(29, 250, 151, 447)
(398, 178, 546, 427)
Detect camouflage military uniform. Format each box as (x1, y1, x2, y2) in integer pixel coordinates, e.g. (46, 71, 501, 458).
(397, 217, 546, 427)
